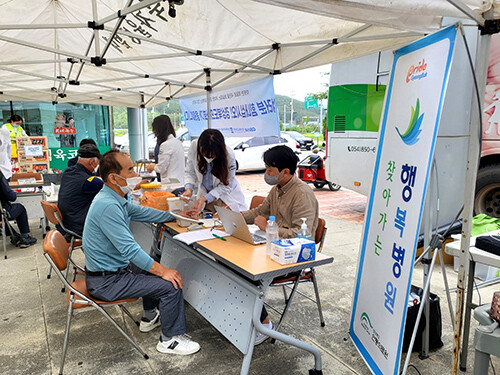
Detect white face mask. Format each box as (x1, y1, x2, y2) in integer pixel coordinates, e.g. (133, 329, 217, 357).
(204, 156, 214, 164)
(115, 174, 142, 195)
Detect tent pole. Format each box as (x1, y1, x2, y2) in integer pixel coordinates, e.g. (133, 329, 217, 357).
(446, 0, 485, 27)
(451, 25, 490, 374)
(100, 0, 134, 59)
(91, 0, 100, 56)
(205, 68, 212, 129)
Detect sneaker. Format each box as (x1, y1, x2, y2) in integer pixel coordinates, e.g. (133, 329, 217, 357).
(19, 235, 37, 248)
(255, 321, 273, 345)
(156, 334, 200, 355)
(139, 310, 161, 332)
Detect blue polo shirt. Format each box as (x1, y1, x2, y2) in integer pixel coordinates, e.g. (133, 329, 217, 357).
(82, 185, 174, 272)
(58, 163, 103, 235)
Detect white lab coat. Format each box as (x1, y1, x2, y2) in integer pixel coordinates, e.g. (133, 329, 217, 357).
(0, 126, 12, 179)
(185, 139, 247, 211)
(154, 134, 185, 187)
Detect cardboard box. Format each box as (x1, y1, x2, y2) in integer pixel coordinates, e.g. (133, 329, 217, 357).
(270, 238, 316, 265)
(18, 162, 49, 173)
(17, 149, 50, 163)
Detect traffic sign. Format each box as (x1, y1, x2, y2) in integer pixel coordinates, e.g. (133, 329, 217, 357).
(304, 96, 318, 109)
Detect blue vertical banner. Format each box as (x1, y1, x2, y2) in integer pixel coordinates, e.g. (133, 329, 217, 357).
(350, 25, 456, 375)
(179, 76, 280, 137)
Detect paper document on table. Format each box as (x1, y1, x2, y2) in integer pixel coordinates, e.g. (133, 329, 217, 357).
(172, 229, 230, 245)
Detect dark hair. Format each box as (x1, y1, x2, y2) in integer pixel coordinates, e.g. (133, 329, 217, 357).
(152, 115, 175, 145)
(99, 149, 124, 182)
(263, 145, 299, 174)
(9, 115, 22, 123)
(79, 138, 97, 147)
(197, 129, 229, 185)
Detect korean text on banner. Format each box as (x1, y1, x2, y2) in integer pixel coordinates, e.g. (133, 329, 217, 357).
(179, 76, 280, 137)
(349, 25, 456, 375)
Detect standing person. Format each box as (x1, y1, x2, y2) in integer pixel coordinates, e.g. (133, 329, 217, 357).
(0, 126, 12, 180)
(182, 129, 247, 213)
(146, 115, 185, 195)
(83, 150, 200, 355)
(58, 144, 103, 241)
(0, 171, 37, 248)
(2, 115, 27, 159)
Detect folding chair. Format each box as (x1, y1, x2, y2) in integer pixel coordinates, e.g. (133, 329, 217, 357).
(249, 195, 265, 209)
(0, 201, 17, 259)
(249, 195, 329, 334)
(268, 218, 328, 337)
(43, 230, 148, 374)
(40, 200, 82, 288)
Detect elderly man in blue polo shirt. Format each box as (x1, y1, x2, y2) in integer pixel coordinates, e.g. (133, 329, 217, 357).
(83, 149, 200, 356)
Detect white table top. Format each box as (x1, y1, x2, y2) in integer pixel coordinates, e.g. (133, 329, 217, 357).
(444, 233, 500, 269)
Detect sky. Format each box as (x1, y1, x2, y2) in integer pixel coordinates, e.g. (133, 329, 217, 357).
(273, 64, 331, 101)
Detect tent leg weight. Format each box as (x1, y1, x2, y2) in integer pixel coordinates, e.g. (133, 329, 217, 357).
(309, 369, 323, 375)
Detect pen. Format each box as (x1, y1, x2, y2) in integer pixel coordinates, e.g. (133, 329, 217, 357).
(212, 233, 227, 241)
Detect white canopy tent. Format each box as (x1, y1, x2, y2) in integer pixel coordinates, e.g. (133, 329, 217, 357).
(0, 0, 496, 108)
(1, 1, 498, 374)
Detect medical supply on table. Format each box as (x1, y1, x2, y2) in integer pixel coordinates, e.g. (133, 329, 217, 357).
(270, 238, 316, 265)
(187, 223, 204, 231)
(167, 197, 185, 213)
(266, 216, 279, 256)
(297, 217, 312, 240)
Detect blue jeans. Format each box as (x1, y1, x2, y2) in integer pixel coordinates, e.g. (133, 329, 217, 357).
(86, 268, 187, 338)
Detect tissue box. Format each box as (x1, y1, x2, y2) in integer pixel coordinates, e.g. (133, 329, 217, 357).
(270, 238, 316, 265)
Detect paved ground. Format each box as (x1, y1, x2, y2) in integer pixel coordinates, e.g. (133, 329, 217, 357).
(0, 173, 499, 375)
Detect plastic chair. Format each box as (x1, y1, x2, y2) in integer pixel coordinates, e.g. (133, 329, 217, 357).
(40, 200, 82, 288)
(473, 303, 500, 375)
(42, 230, 148, 374)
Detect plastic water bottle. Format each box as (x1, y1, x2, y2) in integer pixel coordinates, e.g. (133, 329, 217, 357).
(297, 218, 312, 240)
(266, 216, 279, 256)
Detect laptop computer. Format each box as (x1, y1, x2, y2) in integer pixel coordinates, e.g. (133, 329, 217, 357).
(215, 206, 267, 245)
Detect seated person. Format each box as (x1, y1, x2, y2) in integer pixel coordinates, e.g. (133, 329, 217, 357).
(58, 144, 103, 241)
(83, 150, 200, 355)
(67, 138, 97, 167)
(240, 145, 319, 344)
(0, 171, 37, 248)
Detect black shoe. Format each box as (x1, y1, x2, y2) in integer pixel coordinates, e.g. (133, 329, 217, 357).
(19, 236, 37, 248)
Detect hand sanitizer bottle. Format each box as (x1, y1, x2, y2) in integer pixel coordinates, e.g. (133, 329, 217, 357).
(297, 218, 312, 240)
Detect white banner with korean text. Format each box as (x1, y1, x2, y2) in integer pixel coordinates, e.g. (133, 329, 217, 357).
(179, 76, 280, 137)
(350, 26, 457, 375)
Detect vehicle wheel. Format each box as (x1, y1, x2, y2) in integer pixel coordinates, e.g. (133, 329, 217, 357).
(328, 182, 341, 191)
(313, 181, 326, 189)
(474, 164, 500, 217)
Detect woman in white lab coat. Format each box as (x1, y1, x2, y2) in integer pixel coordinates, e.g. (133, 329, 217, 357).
(183, 129, 247, 213)
(147, 115, 185, 195)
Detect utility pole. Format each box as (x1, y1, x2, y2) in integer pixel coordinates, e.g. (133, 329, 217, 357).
(283, 104, 286, 124)
(290, 98, 294, 125)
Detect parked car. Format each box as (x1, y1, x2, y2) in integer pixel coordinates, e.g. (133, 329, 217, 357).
(115, 133, 156, 158)
(176, 128, 196, 155)
(282, 131, 314, 150)
(227, 135, 298, 171)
